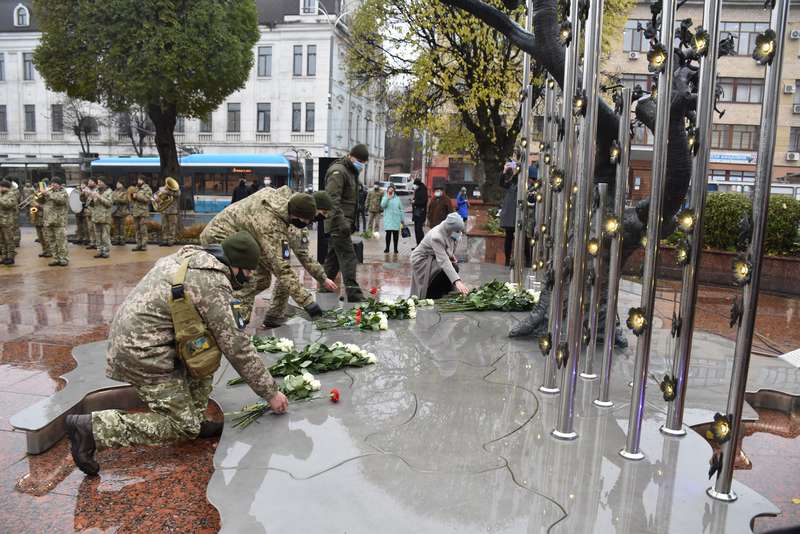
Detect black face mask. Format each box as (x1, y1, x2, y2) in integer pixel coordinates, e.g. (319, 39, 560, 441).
(315, 213, 326, 223)
(229, 268, 250, 290)
(290, 218, 308, 229)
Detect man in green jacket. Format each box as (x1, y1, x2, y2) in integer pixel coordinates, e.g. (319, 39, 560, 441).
(323, 144, 368, 302)
(91, 179, 114, 258)
(131, 176, 153, 251)
(0, 179, 17, 265)
(366, 184, 383, 233)
(39, 178, 70, 266)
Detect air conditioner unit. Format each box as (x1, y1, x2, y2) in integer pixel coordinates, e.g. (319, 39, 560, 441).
(628, 51, 640, 60)
(790, 29, 800, 40)
(787, 152, 800, 161)
(785, 84, 797, 94)
(793, 104, 800, 114)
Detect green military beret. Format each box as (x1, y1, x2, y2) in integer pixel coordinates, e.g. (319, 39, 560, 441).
(221, 231, 261, 270)
(0, 179, 11, 188)
(312, 191, 334, 211)
(288, 193, 317, 221)
(349, 144, 369, 162)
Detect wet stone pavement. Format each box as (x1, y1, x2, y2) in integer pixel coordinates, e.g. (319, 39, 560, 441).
(1, 229, 799, 533)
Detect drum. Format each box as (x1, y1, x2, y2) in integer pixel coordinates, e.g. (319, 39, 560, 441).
(66, 187, 83, 214)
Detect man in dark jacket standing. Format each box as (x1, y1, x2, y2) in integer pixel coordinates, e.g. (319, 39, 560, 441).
(231, 179, 250, 203)
(411, 177, 428, 245)
(323, 144, 368, 302)
(427, 185, 452, 228)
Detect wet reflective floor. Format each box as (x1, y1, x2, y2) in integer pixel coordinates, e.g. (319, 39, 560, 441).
(1, 229, 799, 533)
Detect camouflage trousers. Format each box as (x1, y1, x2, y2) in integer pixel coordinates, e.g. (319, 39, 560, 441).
(35, 224, 49, 254)
(95, 223, 111, 255)
(45, 225, 68, 263)
(13, 219, 20, 247)
(112, 216, 126, 244)
(368, 212, 381, 233)
(92, 376, 213, 448)
(161, 213, 178, 245)
(75, 214, 89, 243)
(88, 219, 96, 246)
(263, 276, 293, 324)
(236, 261, 273, 323)
(0, 224, 15, 259)
(133, 216, 149, 248)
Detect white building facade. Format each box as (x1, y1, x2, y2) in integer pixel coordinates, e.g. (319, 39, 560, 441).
(0, 0, 386, 188)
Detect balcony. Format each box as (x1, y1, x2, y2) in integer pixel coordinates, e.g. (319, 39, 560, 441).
(51, 132, 64, 141)
(174, 133, 185, 143)
(0, 132, 7, 141)
(290, 133, 314, 143)
(198, 133, 213, 142)
(256, 133, 272, 143)
(226, 132, 241, 142)
(24, 132, 36, 141)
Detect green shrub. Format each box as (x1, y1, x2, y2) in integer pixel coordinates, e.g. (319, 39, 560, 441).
(765, 196, 800, 256)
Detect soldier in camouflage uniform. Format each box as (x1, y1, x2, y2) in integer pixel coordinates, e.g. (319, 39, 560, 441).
(0, 180, 17, 265)
(64, 232, 288, 476)
(200, 187, 337, 325)
(157, 179, 180, 246)
(111, 182, 130, 245)
(366, 183, 383, 233)
(91, 179, 113, 258)
(262, 191, 336, 328)
(131, 176, 153, 251)
(83, 179, 98, 249)
(39, 178, 70, 266)
(324, 144, 368, 302)
(33, 180, 50, 257)
(10, 181, 20, 247)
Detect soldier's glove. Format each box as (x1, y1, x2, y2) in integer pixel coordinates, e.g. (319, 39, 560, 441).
(304, 302, 324, 319)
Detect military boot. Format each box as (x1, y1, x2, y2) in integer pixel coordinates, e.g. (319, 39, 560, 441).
(48, 260, 61, 267)
(65, 414, 100, 476)
(198, 420, 224, 438)
(261, 316, 284, 329)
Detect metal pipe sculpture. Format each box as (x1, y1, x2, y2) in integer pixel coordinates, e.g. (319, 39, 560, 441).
(552, 0, 602, 440)
(661, 0, 723, 437)
(581, 183, 607, 380)
(533, 80, 557, 272)
(594, 88, 631, 408)
(512, 0, 535, 285)
(620, 0, 677, 460)
(538, 0, 583, 395)
(708, 0, 789, 501)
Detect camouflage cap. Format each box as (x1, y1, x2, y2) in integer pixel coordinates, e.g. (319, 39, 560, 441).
(288, 193, 317, 221)
(221, 231, 261, 270)
(312, 191, 334, 211)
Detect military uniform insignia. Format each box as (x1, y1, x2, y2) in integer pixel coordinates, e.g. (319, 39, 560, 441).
(230, 299, 246, 330)
(300, 231, 309, 245)
(282, 240, 290, 260)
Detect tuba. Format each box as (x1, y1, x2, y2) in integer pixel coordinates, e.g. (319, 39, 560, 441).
(152, 177, 180, 212)
(127, 185, 138, 203)
(27, 181, 50, 219)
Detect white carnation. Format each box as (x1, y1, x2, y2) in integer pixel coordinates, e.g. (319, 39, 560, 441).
(424, 299, 435, 306)
(311, 379, 321, 391)
(409, 307, 417, 319)
(378, 314, 389, 330)
(331, 341, 345, 349)
(302, 371, 314, 383)
(366, 353, 377, 364)
(345, 343, 361, 353)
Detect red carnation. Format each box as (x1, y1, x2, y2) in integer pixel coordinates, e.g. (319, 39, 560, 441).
(329, 389, 340, 403)
(370, 287, 378, 297)
(355, 308, 362, 324)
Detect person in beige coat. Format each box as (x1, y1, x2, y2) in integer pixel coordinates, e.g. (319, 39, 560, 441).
(410, 213, 469, 299)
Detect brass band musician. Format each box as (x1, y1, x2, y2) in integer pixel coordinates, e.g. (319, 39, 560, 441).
(153, 177, 180, 247)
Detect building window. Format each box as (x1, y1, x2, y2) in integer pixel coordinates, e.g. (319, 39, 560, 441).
(293, 45, 303, 76)
(305, 103, 315, 132)
(200, 113, 212, 133)
(257, 46, 272, 77)
(794, 81, 800, 106)
(301, 0, 317, 15)
(227, 103, 241, 132)
(622, 20, 649, 52)
(0, 53, 4, 82)
(718, 77, 763, 104)
(790, 127, 800, 152)
(0, 105, 6, 132)
(711, 124, 759, 151)
(175, 116, 185, 133)
(22, 52, 34, 81)
(292, 103, 301, 132)
(257, 103, 271, 132)
(24, 104, 35, 132)
(719, 22, 769, 56)
(619, 73, 653, 93)
(709, 169, 756, 182)
(365, 117, 371, 145)
(14, 4, 29, 27)
(51, 104, 63, 132)
(307, 45, 317, 76)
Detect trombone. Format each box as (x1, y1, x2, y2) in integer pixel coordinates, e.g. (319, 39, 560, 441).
(20, 181, 51, 209)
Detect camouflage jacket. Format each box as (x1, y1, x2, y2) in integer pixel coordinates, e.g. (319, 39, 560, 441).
(367, 189, 383, 213)
(160, 188, 180, 215)
(324, 157, 359, 234)
(106, 246, 278, 399)
(81, 187, 96, 220)
(200, 186, 315, 307)
(111, 188, 130, 217)
(272, 186, 327, 283)
(131, 184, 153, 217)
(91, 188, 114, 224)
(0, 189, 17, 226)
(42, 188, 69, 227)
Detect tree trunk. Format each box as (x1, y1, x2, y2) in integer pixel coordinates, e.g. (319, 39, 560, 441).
(148, 103, 180, 178)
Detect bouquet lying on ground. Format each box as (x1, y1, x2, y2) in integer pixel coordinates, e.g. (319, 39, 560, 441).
(231, 372, 321, 428)
(314, 296, 434, 331)
(228, 338, 377, 386)
(438, 280, 540, 313)
(252, 336, 294, 353)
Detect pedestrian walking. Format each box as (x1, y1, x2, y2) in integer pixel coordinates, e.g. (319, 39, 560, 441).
(366, 184, 383, 234)
(411, 177, 428, 245)
(456, 187, 470, 222)
(381, 185, 403, 254)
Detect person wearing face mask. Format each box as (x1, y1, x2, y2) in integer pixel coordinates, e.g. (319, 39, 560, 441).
(427, 185, 452, 229)
(322, 144, 368, 302)
(456, 187, 470, 222)
(261, 191, 339, 328)
(380, 185, 403, 254)
(91, 178, 114, 258)
(410, 212, 469, 299)
(200, 186, 336, 325)
(411, 176, 428, 245)
(131, 176, 153, 251)
(64, 231, 288, 476)
(366, 183, 383, 234)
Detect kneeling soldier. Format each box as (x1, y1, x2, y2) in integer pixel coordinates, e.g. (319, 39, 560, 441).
(64, 232, 288, 475)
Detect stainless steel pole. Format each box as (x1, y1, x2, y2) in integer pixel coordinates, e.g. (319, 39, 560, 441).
(540, 8, 583, 395)
(533, 82, 556, 271)
(661, 0, 723, 437)
(512, 0, 535, 284)
(709, 0, 789, 501)
(620, 0, 677, 460)
(595, 88, 631, 408)
(581, 183, 607, 379)
(553, 0, 603, 440)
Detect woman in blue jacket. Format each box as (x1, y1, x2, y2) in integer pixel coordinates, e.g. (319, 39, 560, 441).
(456, 187, 469, 222)
(381, 185, 404, 254)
